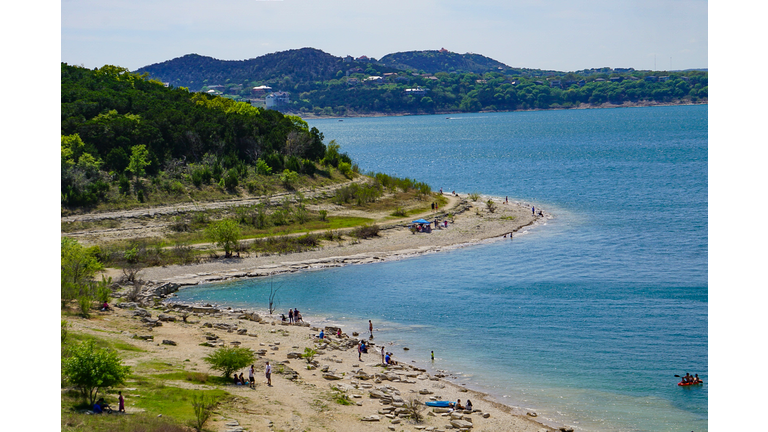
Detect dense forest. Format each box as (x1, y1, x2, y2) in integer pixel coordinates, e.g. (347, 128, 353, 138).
(61, 63, 351, 209)
(136, 48, 707, 117)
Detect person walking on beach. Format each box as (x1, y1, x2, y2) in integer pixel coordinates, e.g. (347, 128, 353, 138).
(249, 364, 255, 389)
(288, 309, 293, 324)
(532, 205, 535, 215)
(381, 346, 386, 365)
(431, 202, 435, 211)
(118, 391, 125, 413)
(358, 341, 363, 361)
(369, 320, 373, 338)
(265, 361, 272, 386)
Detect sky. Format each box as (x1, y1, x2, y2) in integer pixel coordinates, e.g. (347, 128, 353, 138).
(61, 0, 708, 72)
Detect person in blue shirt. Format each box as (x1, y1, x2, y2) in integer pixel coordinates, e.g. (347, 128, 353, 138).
(318, 330, 324, 339)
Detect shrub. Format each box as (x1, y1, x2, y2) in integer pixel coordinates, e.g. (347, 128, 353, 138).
(61, 340, 131, 405)
(256, 158, 273, 176)
(392, 207, 407, 217)
(202, 346, 255, 378)
(302, 347, 317, 363)
(468, 192, 481, 201)
(78, 296, 93, 318)
(190, 393, 217, 432)
(352, 224, 380, 239)
(318, 209, 328, 221)
(223, 168, 239, 189)
(486, 199, 497, 213)
(280, 169, 299, 189)
(61, 320, 68, 344)
(338, 161, 353, 179)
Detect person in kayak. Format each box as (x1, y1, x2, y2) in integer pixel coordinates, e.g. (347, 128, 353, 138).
(693, 374, 703, 384)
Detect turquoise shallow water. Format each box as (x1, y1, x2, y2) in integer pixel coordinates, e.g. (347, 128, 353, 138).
(173, 106, 708, 432)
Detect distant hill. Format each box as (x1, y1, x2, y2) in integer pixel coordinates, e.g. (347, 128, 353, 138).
(136, 48, 344, 90)
(377, 50, 511, 74)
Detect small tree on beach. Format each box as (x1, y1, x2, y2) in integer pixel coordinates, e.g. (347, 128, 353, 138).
(203, 346, 255, 378)
(485, 199, 497, 213)
(62, 340, 131, 405)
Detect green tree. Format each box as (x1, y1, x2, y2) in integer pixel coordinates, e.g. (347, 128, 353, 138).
(202, 346, 255, 378)
(126, 144, 150, 179)
(280, 169, 299, 189)
(61, 238, 103, 304)
(205, 219, 241, 258)
(61, 340, 131, 405)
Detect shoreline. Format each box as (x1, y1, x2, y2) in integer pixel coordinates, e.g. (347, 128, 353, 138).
(67, 300, 564, 432)
(297, 100, 707, 120)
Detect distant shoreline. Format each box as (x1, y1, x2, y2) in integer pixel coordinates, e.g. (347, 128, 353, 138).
(297, 99, 707, 120)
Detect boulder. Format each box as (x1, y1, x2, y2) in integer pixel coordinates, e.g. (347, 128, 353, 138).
(162, 340, 177, 346)
(323, 373, 343, 380)
(157, 314, 176, 322)
(360, 415, 380, 422)
(450, 419, 473, 429)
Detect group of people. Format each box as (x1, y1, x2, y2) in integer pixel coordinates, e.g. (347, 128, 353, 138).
(680, 373, 703, 384)
(284, 308, 303, 324)
(234, 363, 271, 388)
(92, 392, 125, 414)
(451, 399, 473, 412)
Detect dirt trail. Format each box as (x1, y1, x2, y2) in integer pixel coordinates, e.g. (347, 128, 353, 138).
(61, 177, 369, 223)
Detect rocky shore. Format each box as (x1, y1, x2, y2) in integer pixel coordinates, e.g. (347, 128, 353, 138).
(66, 299, 567, 432)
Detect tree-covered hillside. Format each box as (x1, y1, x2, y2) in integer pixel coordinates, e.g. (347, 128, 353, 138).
(61, 63, 351, 209)
(133, 48, 707, 118)
(377, 50, 514, 74)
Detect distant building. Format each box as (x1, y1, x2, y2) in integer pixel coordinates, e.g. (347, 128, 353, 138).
(549, 80, 562, 88)
(343, 55, 354, 63)
(405, 88, 427, 96)
(251, 85, 272, 96)
(439, 47, 449, 53)
(645, 76, 658, 82)
(265, 91, 290, 109)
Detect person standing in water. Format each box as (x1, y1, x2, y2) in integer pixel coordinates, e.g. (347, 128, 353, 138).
(369, 320, 373, 337)
(431, 351, 435, 361)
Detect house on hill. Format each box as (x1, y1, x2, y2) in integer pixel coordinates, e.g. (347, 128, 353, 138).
(266, 91, 290, 110)
(251, 85, 272, 96)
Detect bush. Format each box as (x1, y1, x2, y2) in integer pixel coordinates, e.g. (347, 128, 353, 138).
(61, 340, 131, 405)
(223, 168, 239, 189)
(202, 346, 255, 378)
(256, 158, 273, 176)
(280, 169, 299, 189)
(190, 393, 217, 432)
(78, 296, 93, 318)
(338, 161, 353, 179)
(352, 224, 380, 239)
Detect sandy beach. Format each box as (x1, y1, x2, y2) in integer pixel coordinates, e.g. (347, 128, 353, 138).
(66, 299, 559, 432)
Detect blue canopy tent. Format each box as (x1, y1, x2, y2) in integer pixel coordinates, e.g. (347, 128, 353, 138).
(412, 219, 431, 224)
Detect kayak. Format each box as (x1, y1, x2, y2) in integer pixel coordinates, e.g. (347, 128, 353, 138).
(678, 381, 703, 386)
(425, 401, 453, 407)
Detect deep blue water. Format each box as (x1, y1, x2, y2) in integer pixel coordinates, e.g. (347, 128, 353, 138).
(174, 106, 708, 432)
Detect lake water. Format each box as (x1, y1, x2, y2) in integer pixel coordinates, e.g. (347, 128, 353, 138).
(173, 106, 708, 432)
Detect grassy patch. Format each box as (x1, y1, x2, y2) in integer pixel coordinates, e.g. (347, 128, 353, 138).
(133, 386, 230, 419)
(61, 411, 189, 432)
(67, 332, 145, 353)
